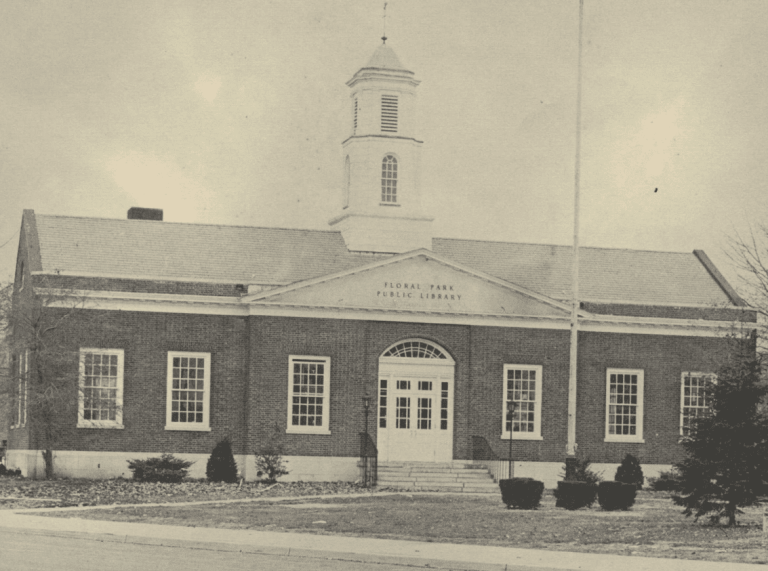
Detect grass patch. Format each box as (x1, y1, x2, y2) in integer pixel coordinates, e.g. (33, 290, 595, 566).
(36, 490, 768, 565)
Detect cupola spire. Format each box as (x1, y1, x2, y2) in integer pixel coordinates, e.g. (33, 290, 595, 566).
(381, 2, 387, 44)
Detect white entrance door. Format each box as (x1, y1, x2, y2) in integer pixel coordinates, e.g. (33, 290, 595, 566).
(377, 340, 454, 463)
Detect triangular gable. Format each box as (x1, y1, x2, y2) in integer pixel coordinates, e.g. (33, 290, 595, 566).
(246, 250, 577, 318)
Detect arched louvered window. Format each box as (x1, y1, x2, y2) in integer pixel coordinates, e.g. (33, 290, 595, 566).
(381, 155, 397, 203)
(382, 340, 447, 359)
(343, 156, 350, 209)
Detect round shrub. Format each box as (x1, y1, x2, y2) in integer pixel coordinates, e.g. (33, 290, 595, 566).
(598, 480, 637, 510)
(127, 453, 194, 483)
(554, 481, 598, 510)
(499, 477, 545, 509)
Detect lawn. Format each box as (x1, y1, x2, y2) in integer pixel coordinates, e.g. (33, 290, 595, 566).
(16, 482, 767, 566)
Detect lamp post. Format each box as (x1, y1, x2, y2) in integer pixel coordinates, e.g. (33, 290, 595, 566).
(362, 395, 371, 436)
(507, 400, 518, 479)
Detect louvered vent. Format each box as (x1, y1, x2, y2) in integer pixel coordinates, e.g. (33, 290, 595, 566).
(353, 98, 358, 134)
(381, 95, 398, 132)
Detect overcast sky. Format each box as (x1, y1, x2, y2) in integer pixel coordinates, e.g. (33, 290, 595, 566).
(1, 0, 767, 293)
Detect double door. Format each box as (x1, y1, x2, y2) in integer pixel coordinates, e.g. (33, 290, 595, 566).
(378, 363, 453, 462)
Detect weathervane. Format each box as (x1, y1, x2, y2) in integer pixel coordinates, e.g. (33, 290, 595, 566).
(382, 3, 387, 44)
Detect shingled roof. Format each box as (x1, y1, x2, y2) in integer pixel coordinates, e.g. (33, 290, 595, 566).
(26, 211, 738, 307)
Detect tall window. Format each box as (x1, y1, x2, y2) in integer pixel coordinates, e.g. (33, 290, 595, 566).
(381, 155, 398, 203)
(343, 155, 350, 209)
(381, 94, 398, 132)
(166, 351, 211, 431)
(12, 350, 28, 428)
(287, 356, 330, 434)
(680, 372, 714, 437)
(79, 349, 124, 428)
(502, 365, 543, 440)
(605, 369, 644, 442)
(353, 97, 358, 134)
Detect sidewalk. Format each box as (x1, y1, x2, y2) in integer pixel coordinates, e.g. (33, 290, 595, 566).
(0, 503, 763, 571)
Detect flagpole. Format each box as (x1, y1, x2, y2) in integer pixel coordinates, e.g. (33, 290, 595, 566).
(567, 0, 584, 463)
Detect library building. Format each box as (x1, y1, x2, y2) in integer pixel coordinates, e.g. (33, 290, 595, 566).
(7, 41, 754, 487)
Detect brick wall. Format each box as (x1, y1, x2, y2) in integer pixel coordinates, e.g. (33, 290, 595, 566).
(9, 306, 738, 469)
(11, 308, 249, 457)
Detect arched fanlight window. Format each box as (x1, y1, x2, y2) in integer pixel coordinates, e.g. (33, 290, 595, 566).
(381, 155, 397, 203)
(382, 340, 447, 359)
(343, 156, 350, 209)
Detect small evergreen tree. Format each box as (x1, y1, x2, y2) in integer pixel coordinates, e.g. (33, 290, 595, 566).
(615, 453, 644, 490)
(255, 423, 289, 484)
(673, 337, 768, 525)
(206, 437, 239, 483)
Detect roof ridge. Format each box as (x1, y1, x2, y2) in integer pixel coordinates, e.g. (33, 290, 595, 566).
(434, 236, 693, 256)
(35, 214, 342, 235)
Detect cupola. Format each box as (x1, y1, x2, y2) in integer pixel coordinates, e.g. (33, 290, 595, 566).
(329, 41, 433, 254)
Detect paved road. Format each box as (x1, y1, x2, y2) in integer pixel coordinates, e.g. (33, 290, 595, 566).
(0, 529, 462, 571)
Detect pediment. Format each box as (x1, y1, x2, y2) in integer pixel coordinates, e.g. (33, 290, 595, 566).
(247, 250, 573, 318)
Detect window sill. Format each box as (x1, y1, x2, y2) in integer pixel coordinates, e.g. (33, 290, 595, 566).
(78, 423, 124, 430)
(502, 434, 543, 441)
(604, 437, 645, 444)
(165, 424, 212, 432)
(379, 202, 400, 207)
(286, 427, 331, 436)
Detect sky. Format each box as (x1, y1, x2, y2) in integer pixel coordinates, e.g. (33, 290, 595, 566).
(1, 0, 767, 294)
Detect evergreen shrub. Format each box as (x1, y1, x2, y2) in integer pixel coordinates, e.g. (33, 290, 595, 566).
(554, 481, 598, 510)
(127, 453, 194, 483)
(648, 469, 683, 492)
(598, 481, 637, 510)
(255, 424, 289, 483)
(206, 437, 239, 483)
(614, 453, 644, 490)
(499, 477, 545, 509)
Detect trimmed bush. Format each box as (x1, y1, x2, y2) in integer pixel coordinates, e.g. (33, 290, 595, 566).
(560, 457, 602, 485)
(615, 453, 644, 490)
(206, 438, 239, 483)
(554, 481, 598, 510)
(499, 477, 545, 509)
(598, 481, 637, 510)
(648, 469, 683, 492)
(127, 453, 194, 483)
(0, 464, 6, 476)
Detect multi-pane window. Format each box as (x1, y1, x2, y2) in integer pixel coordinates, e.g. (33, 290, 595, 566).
(166, 351, 210, 431)
(681, 372, 714, 437)
(287, 356, 330, 434)
(605, 369, 644, 442)
(381, 94, 398, 132)
(381, 155, 398, 203)
(396, 396, 410, 428)
(502, 365, 543, 440)
(353, 97, 358, 134)
(12, 351, 28, 429)
(79, 349, 123, 428)
(379, 379, 388, 428)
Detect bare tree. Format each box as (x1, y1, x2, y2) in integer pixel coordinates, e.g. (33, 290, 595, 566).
(728, 225, 768, 334)
(0, 280, 114, 478)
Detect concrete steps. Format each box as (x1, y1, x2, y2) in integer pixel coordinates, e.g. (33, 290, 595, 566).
(376, 462, 498, 493)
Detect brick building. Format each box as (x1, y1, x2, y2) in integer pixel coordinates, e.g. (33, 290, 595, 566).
(6, 43, 755, 485)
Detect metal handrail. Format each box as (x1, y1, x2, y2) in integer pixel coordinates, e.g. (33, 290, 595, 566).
(471, 435, 512, 482)
(359, 432, 378, 487)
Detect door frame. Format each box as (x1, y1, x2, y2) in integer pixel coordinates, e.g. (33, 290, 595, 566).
(377, 340, 455, 463)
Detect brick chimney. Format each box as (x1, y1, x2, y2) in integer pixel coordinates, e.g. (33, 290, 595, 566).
(127, 207, 163, 221)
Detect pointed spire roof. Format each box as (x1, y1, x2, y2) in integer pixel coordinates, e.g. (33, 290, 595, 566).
(365, 43, 407, 71)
